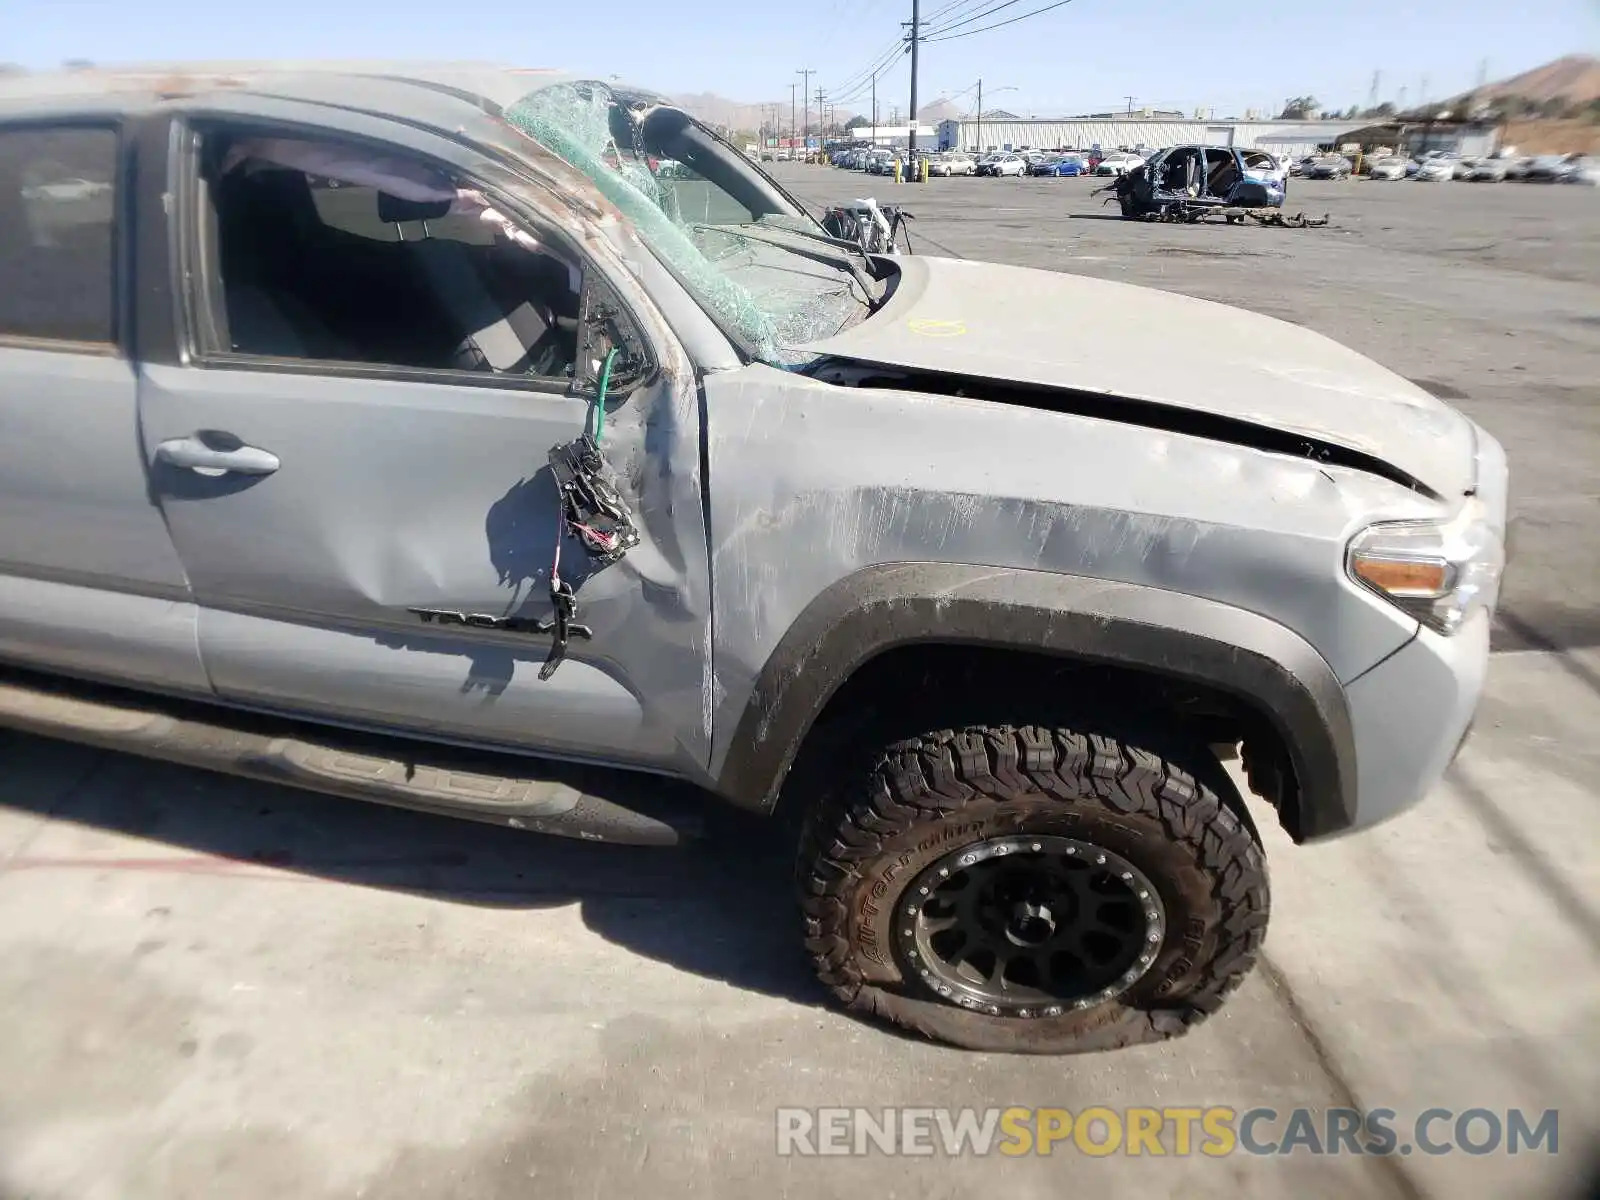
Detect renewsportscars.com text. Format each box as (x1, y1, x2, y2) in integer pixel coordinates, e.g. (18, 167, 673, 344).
(775, 1106, 1562, 1158)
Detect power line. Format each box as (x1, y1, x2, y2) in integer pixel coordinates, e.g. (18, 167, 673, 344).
(832, 66, 900, 110)
(826, 0, 984, 106)
(923, 0, 1077, 42)
(923, 0, 984, 21)
(831, 58, 904, 107)
(920, 0, 1028, 38)
(827, 37, 908, 101)
(919, 0, 993, 28)
(828, 40, 910, 105)
(823, 0, 986, 115)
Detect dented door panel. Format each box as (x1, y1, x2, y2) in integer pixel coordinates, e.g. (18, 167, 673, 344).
(139, 358, 713, 775)
(133, 96, 717, 776)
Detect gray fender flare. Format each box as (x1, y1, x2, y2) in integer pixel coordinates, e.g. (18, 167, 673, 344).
(714, 562, 1356, 841)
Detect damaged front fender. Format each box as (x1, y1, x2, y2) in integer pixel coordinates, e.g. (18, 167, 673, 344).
(712, 561, 1358, 842)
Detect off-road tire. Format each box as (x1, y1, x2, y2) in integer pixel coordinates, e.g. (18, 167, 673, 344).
(799, 723, 1269, 1054)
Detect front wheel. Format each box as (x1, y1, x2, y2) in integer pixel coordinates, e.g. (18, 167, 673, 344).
(799, 722, 1268, 1054)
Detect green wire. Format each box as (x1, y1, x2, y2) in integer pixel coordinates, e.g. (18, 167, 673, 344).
(593, 347, 618, 443)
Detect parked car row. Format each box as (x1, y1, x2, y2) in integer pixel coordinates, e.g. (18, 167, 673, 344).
(1359, 150, 1596, 184)
(821, 144, 1157, 180)
(812, 142, 1599, 188)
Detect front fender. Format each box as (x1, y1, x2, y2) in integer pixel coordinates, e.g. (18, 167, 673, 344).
(713, 562, 1356, 840)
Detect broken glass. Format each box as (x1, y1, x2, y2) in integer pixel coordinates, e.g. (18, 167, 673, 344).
(505, 81, 871, 367)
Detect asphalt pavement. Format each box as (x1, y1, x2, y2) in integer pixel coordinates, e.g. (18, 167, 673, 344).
(0, 168, 1596, 1200)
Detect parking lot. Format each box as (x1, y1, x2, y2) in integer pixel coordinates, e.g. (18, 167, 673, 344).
(2, 169, 1598, 1200)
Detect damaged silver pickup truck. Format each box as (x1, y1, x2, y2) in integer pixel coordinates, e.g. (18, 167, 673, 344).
(0, 64, 1507, 1054)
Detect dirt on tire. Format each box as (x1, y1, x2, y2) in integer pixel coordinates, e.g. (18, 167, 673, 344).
(798, 723, 1270, 1054)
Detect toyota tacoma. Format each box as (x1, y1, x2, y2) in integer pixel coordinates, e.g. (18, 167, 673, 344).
(0, 63, 1507, 1054)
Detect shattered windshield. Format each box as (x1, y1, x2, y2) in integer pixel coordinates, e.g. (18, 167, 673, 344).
(505, 81, 876, 366)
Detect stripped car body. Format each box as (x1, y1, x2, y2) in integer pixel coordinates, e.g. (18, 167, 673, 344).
(1098, 144, 1287, 219)
(0, 62, 1507, 1053)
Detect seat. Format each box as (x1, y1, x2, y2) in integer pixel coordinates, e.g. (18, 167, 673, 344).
(214, 169, 357, 360)
(377, 192, 559, 375)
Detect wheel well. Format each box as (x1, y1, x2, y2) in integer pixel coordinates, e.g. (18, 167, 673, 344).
(777, 643, 1304, 840)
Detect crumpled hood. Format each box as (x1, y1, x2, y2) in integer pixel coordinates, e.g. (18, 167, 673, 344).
(805, 255, 1475, 497)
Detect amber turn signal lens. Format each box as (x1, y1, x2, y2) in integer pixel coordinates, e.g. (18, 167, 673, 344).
(1350, 555, 1450, 597)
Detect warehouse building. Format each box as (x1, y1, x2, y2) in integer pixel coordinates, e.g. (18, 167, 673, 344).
(840, 124, 940, 149)
(1331, 119, 1501, 158)
(935, 116, 1363, 160)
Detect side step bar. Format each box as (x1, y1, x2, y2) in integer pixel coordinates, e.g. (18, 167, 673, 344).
(0, 667, 705, 846)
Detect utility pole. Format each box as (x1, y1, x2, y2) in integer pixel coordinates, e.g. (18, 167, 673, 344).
(905, 0, 921, 160)
(1124, 94, 1135, 113)
(789, 82, 798, 148)
(872, 69, 879, 141)
(816, 87, 828, 143)
(798, 68, 813, 151)
(976, 78, 982, 154)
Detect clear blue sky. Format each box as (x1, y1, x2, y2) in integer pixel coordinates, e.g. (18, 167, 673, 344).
(6, 0, 1594, 119)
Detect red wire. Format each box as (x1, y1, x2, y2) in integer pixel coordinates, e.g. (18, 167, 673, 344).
(572, 522, 619, 549)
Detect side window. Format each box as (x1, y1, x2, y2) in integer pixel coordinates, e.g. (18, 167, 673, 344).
(195, 129, 584, 382)
(0, 124, 117, 344)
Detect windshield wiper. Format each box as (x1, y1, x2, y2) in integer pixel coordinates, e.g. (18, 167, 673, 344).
(755, 214, 890, 261)
(691, 223, 880, 309)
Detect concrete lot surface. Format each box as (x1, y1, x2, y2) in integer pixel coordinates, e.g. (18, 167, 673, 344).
(1, 171, 1597, 1200)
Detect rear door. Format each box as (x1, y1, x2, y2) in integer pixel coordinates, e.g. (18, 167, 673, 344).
(1202, 148, 1242, 198)
(0, 115, 207, 691)
(138, 100, 713, 774)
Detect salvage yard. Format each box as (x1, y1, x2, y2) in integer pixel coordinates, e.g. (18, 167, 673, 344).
(1, 170, 1598, 1200)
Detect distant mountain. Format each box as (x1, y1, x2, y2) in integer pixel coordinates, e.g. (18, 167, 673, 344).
(1463, 54, 1600, 105)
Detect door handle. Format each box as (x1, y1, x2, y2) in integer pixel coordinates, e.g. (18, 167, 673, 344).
(155, 436, 280, 477)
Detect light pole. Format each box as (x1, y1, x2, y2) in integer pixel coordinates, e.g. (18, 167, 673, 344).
(974, 82, 1017, 154)
(798, 68, 814, 154)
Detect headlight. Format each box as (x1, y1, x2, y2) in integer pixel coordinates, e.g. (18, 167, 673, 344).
(1346, 498, 1505, 636)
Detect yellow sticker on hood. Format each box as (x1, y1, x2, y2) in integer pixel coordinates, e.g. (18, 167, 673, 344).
(908, 319, 967, 338)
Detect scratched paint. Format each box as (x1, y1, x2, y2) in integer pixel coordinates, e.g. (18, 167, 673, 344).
(702, 362, 1447, 782)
